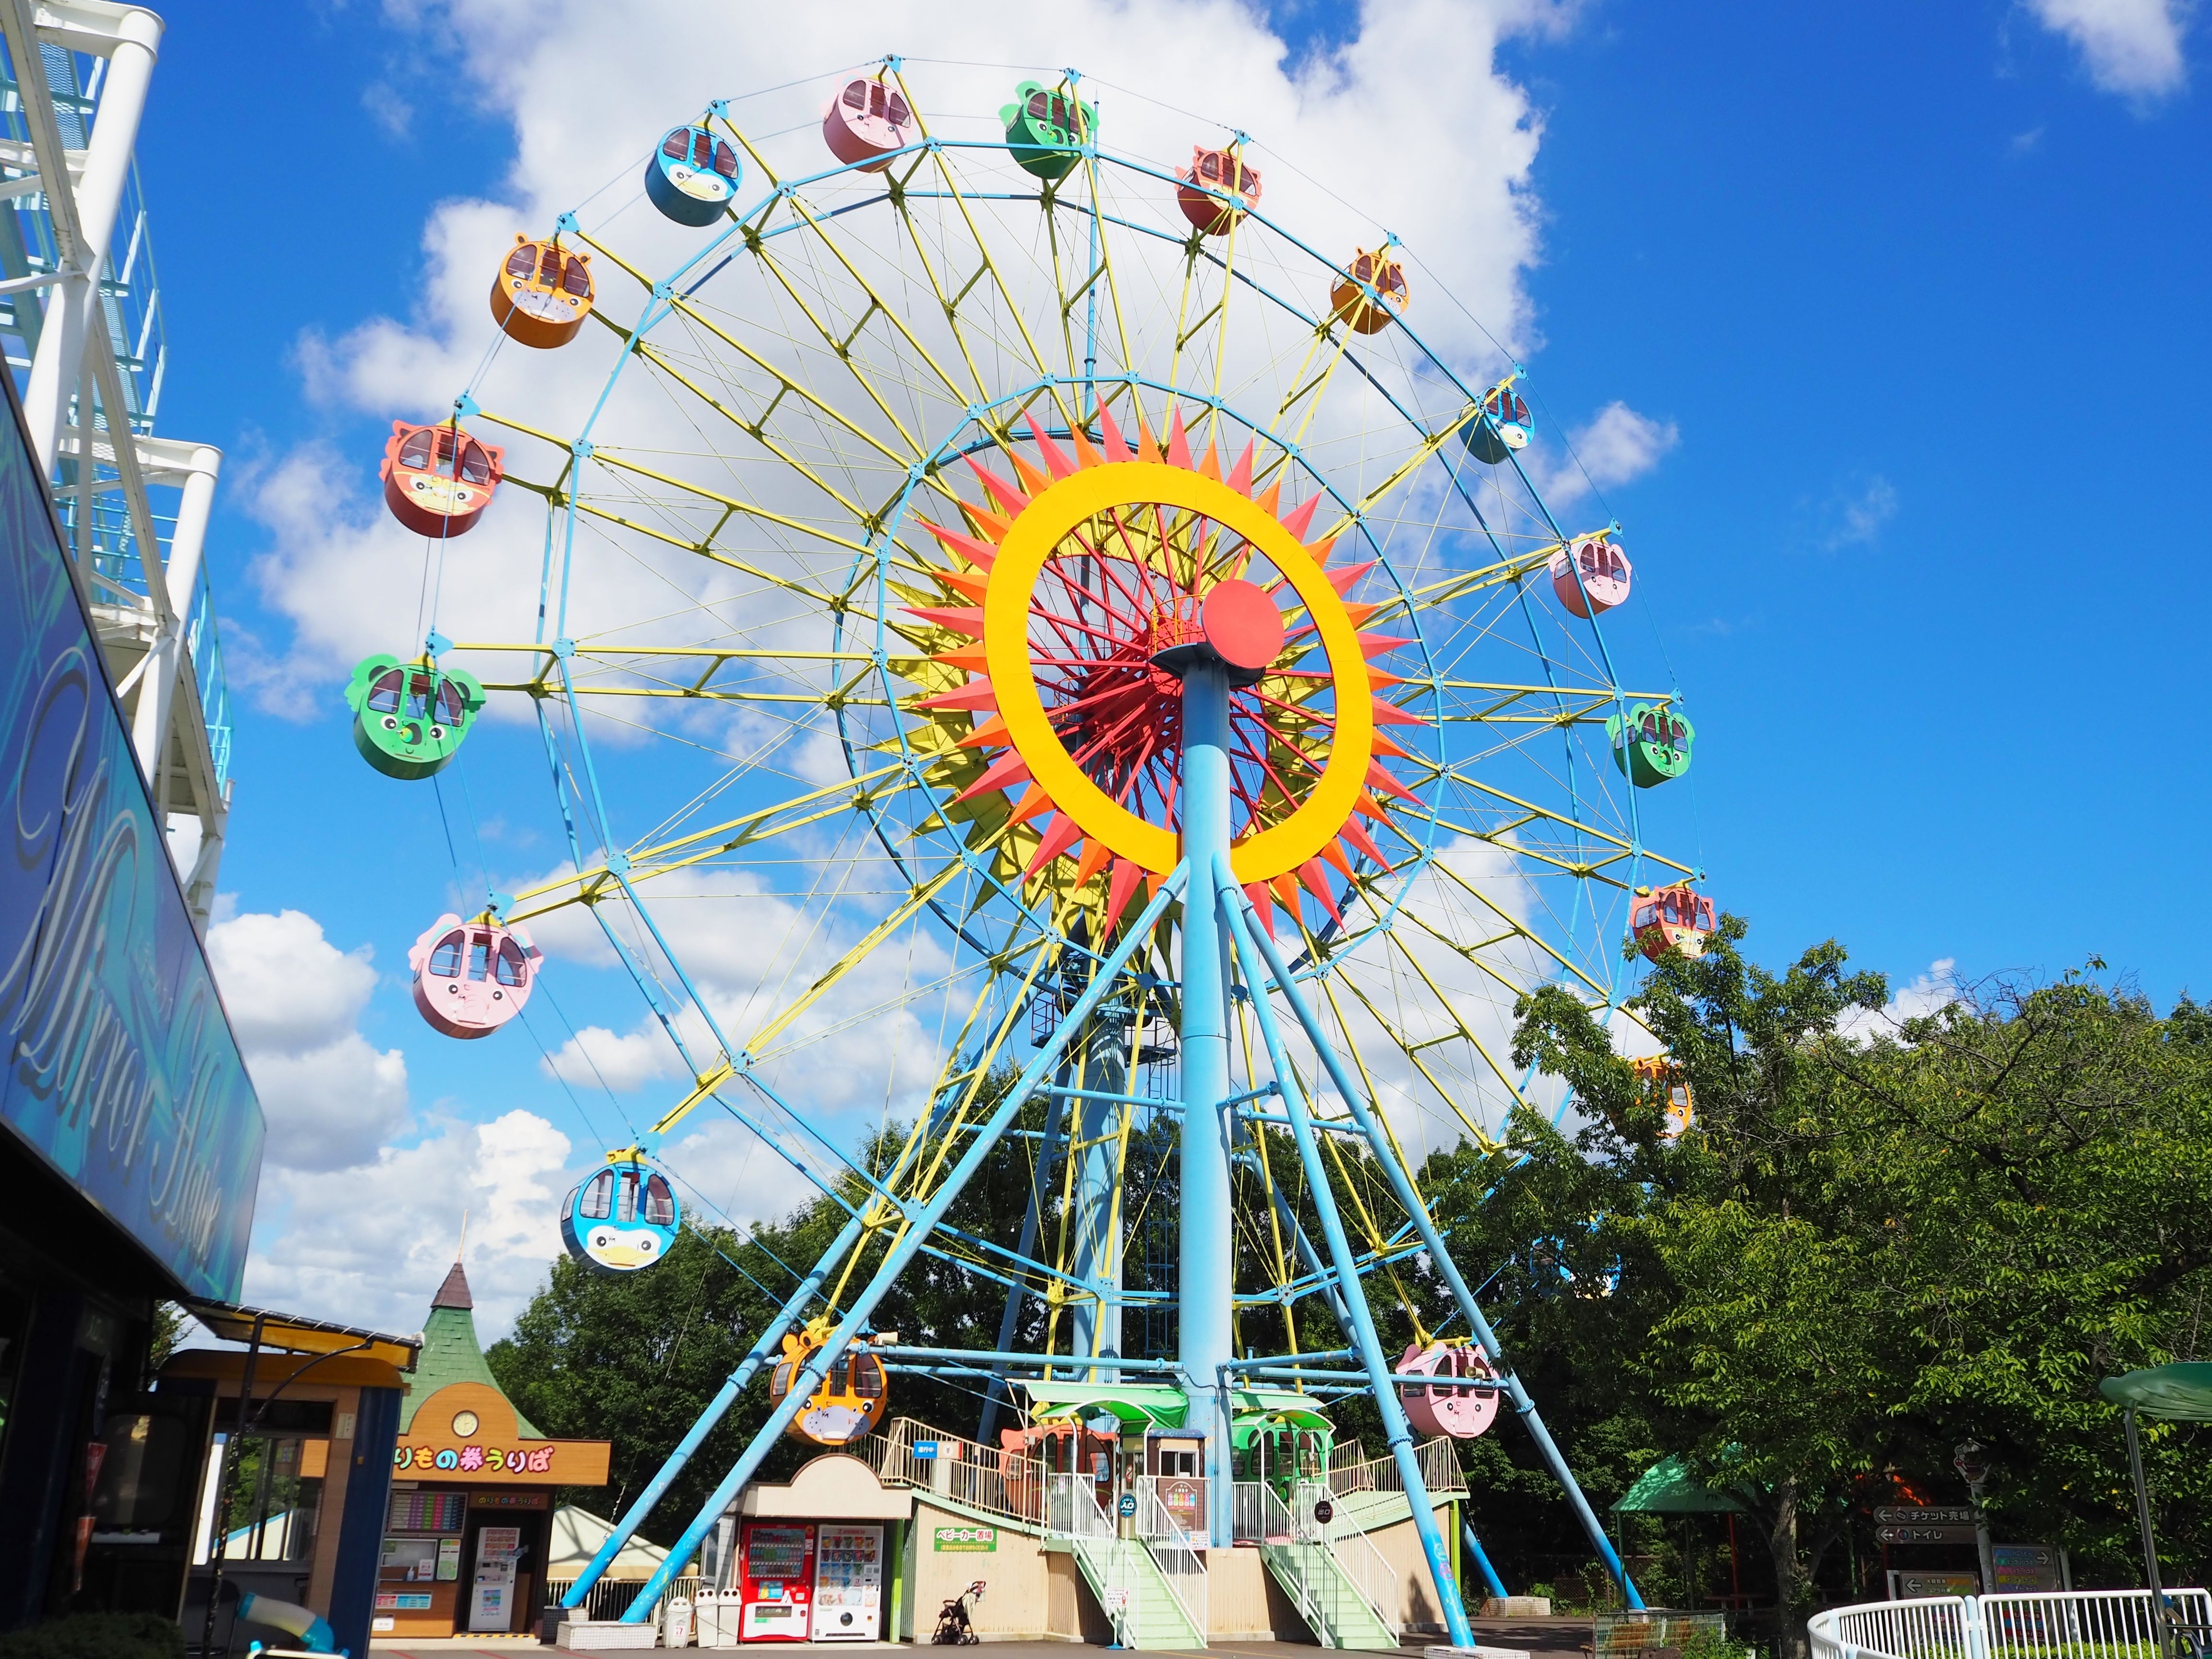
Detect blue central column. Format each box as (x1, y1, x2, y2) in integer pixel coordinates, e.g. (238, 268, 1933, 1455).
(1177, 657, 1236, 1548)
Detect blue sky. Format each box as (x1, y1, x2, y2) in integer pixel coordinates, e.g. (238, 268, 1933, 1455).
(138, 0, 2208, 1334)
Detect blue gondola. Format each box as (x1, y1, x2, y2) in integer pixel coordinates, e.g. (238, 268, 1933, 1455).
(644, 123, 741, 227)
(1467, 384, 1533, 465)
(561, 1153, 681, 1274)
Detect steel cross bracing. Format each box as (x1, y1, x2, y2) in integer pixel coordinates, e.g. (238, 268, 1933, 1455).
(433, 65, 1704, 1641)
(559, 673, 1647, 1639)
(0, 0, 231, 925)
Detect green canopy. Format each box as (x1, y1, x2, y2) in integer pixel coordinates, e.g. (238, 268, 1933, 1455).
(1614, 1455, 1746, 1514)
(1227, 1388, 1335, 1431)
(1019, 1381, 1187, 1427)
(2100, 1362, 2212, 1422)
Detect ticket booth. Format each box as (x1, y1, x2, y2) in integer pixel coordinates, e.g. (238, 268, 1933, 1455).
(1142, 1430, 1207, 1540)
(373, 1261, 611, 1640)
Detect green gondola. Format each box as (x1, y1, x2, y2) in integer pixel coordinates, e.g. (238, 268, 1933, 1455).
(1229, 1404, 1335, 1508)
(999, 80, 1096, 181)
(345, 653, 485, 780)
(1607, 700, 1693, 787)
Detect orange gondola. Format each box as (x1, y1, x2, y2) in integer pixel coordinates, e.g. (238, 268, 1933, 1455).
(769, 1321, 890, 1447)
(489, 234, 593, 349)
(1330, 247, 1409, 335)
(1631, 1054, 1694, 1137)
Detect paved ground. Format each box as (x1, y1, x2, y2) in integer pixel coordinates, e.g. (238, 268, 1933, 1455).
(371, 1622, 1596, 1658)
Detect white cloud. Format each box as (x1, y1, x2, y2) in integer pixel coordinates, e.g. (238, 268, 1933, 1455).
(1532, 399, 1680, 511)
(245, 0, 1579, 693)
(1839, 957, 1960, 1043)
(206, 909, 411, 1171)
(1823, 474, 1898, 549)
(2025, 0, 2189, 98)
(245, 1108, 574, 1341)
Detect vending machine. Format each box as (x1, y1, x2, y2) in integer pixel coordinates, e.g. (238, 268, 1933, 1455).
(810, 1524, 884, 1641)
(468, 1527, 522, 1632)
(738, 1522, 816, 1641)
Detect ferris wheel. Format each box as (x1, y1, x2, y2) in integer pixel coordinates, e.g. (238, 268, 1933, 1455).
(353, 59, 1707, 1637)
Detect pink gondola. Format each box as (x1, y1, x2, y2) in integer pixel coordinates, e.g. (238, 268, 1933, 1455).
(1175, 146, 1261, 234)
(409, 912, 541, 1038)
(1397, 1342, 1501, 1439)
(1549, 535, 1633, 618)
(823, 76, 918, 173)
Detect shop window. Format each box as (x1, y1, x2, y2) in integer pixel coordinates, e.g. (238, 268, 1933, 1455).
(196, 1431, 324, 1563)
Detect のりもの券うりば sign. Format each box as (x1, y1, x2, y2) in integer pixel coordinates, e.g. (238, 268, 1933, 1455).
(934, 1525, 997, 1552)
(390, 1438, 612, 1484)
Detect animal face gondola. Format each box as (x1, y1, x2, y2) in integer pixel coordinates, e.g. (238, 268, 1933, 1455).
(562, 1154, 681, 1274)
(645, 123, 741, 226)
(344, 654, 485, 780)
(823, 76, 917, 173)
(1550, 535, 1633, 618)
(769, 1321, 890, 1446)
(1631, 1054, 1694, 1136)
(1000, 81, 1095, 181)
(1176, 146, 1261, 234)
(1606, 700, 1693, 787)
(1330, 248, 1409, 335)
(1397, 1341, 1501, 1439)
(381, 421, 505, 539)
(408, 913, 541, 1038)
(1631, 884, 1716, 962)
(490, 235, 594, 349)
(1467, 384, 1533, 464)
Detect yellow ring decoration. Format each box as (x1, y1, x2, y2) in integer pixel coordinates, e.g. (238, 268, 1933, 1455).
(983, 461, 1375, 883)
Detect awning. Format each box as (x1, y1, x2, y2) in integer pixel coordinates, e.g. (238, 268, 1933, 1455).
(1228, 1388, 1334, 1431)
(1019, 1381, 1187, 1426)
(185, 1300, 421, 1373)
(2100, 1362, 2212, 1422)
(1614, 1455, 1746, 1514)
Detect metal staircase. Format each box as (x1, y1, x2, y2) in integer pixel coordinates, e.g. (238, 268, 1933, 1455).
(1239, 1481, 1400, 1650)
(1047, 1475, 1207, 1648)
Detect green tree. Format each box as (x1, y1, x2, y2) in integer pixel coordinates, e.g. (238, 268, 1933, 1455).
(1499, 925, 2212, 1656)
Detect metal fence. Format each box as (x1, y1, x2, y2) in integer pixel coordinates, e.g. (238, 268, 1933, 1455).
(1812, 1589, 2212, 1659)
(865, 1417, 1045, 1525)
(544, 1573, 703, 1627)
(1139, 1477, 1209, 1641)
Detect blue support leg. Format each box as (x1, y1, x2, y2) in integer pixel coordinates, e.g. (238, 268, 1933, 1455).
(560, 1207, 871, 1609)
(1227, 882, 1646, 1610)
(1218, 855, 1473, 1647)
(1178, 661, 1237, 1550)
(613, 869, 1190, 1622)
(1466, 1521, 1509, 1599)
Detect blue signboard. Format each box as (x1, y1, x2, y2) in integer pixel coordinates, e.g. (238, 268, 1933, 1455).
(912, 1441, 938, 1460)
(0, 387, 262, 1299)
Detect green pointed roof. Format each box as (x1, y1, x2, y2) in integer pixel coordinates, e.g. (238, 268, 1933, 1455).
(397, 1261, 542, 1437)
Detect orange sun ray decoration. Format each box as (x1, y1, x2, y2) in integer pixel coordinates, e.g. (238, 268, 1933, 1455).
(885, 403, 1429, 941)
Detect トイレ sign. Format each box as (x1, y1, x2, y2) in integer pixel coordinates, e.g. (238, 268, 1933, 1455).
(934, 1525, 997, 1553)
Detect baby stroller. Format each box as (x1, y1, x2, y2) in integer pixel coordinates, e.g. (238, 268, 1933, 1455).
(933, 1580, 986, 1645)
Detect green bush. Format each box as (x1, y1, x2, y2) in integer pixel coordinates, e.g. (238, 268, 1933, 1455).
(0, 1612, 186, 1659)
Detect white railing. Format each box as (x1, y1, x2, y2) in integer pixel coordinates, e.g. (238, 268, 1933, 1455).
(1812, 1589, 2212, 1659)
(1326, 1436, 1470, 1500)
(1299, 1478, 1401, 1643)
(1139, 1478, 1209, 1642)
(1046, 1473, 1136, 1647)
(1241, 1481, 1330, 1640)
(864, 1418, 1044, 1526)
(546, 1573, 704, 1626)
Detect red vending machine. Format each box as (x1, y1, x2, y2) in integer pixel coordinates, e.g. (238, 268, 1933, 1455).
(738, 1522, 816, 1642)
